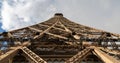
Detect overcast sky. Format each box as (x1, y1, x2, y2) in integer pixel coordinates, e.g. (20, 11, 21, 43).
(0, 0, 120, 34)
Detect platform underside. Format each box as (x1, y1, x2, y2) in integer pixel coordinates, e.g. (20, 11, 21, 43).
(0, 13, 120, 63)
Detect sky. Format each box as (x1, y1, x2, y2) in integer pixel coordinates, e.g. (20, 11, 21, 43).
(0, 0, 120, 34)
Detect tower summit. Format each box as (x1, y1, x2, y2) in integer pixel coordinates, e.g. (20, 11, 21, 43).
(0, 13, 120, 63)
(54, 13, 63, 17)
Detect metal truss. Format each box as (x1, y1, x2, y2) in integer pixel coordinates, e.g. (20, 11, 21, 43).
(0, 13, 120, 63)
(65, 48, 91, 63)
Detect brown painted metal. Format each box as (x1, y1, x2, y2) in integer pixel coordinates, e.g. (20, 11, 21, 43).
(21, 47, 47, 63)
(0, 47, 19, 63)
(94, 47, 120, 63)
(0, 13, 120, 63)
(65, 48, 91, 63)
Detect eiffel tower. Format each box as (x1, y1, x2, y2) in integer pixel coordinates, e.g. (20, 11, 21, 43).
(0, 13, 120, 63)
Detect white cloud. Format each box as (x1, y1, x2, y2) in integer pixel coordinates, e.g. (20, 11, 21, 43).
(1, 0, 56, 30)
(1, 0, 120, 34)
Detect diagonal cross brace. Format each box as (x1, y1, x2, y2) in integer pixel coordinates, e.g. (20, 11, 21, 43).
(28, 27, 68, 40)
(0, 47, 20, 63)
(33, 18, 59, 39)
(0, 41, 31, 63)
(65, 48, 91, 63)
(58, 21, 72, 33)
(38, 24, 71, 33)
(21, 47, 47, 63)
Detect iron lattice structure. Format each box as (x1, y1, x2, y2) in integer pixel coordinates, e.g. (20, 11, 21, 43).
(0, 13, 120, 63)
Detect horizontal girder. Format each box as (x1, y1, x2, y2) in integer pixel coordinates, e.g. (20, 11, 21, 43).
(0, 13, 120, 63)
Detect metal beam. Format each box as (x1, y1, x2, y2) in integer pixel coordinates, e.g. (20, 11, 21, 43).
(46, 32, 68, 39)
(94, 47, 120, 63)
(0, 47, 20, 63)
(58, 21, 72, 33)
(28, 27, 68, 40)
(38, 24, 71, 33)
(34, 18, 59, 39)
(33, 44, 120, 48)
(0, 41, 31, 63)
(65, 48, 91, 63)
(21, 47, 47, 63)
(99, 47, 120, 55)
